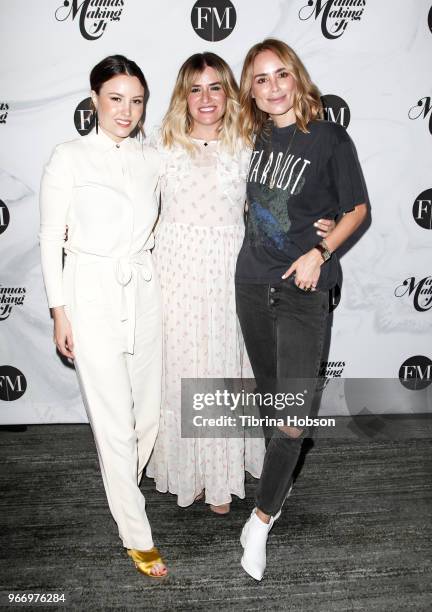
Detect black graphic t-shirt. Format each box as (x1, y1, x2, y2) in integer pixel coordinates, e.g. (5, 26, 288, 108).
(235, 120, 367, 290)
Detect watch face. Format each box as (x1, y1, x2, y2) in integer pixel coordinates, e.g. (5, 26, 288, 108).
(316, 244, 329, 261)
(319, 242, 331, 261)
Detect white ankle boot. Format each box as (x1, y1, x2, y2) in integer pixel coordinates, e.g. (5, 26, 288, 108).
(240, 509, 275, 581)
(240, 484, 294, 580)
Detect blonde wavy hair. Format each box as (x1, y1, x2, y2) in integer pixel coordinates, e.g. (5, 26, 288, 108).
(239, 39, 323, 146)
(161, 52, 241, 155)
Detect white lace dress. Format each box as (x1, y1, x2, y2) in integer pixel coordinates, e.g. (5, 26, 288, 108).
(146, 135, 265, 507)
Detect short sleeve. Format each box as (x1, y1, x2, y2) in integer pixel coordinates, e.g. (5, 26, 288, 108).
(39, 145, 73, 308)
(329, 136, 367, 214)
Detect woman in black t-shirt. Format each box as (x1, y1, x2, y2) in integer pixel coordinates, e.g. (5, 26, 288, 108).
(235, 39, 368, 581)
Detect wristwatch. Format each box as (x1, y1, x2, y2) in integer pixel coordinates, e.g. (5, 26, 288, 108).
(314, 239, 332, 262)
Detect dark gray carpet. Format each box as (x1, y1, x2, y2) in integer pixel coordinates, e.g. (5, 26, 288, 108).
(1, 423, 431, 611)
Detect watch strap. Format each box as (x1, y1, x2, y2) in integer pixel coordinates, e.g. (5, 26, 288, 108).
(315, 240, 331, 262)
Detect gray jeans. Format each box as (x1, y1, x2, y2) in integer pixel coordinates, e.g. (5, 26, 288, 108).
(236, 278, 329, 515)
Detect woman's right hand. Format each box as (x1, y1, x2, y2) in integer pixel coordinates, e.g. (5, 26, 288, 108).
(52, 307, 74, 359)
(314, 218, 336, 238)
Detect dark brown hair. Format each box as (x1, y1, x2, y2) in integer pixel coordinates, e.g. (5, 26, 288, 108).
(90, 54, 149, 137)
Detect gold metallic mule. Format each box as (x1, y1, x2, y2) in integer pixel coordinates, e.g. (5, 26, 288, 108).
(127, 547, 167, 578)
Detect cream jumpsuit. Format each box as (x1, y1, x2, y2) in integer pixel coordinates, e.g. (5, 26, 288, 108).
(40, 129, 162, 550)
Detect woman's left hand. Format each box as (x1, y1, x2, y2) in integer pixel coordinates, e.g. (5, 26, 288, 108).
(281, 249, 323, 291)
(314, 218, 335, 238)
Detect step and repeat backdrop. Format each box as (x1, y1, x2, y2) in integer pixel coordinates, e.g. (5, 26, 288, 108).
(0, 0, 431, 423)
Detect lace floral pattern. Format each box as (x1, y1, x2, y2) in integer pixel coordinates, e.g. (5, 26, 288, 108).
(146, 131, 265, 507)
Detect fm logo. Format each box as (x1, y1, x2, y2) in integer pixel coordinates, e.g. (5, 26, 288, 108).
(74, 97, 95, 136)
(0, 366, 27, 401)
(191, 0, 236, 41)
(399, 356, 432, 390)
(321, 94, 351, 128)
(412, 189, 432, 230)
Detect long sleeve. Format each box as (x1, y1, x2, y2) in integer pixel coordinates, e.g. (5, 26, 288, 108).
(39, 145, 73, 308)
(146, 128, 164, 202)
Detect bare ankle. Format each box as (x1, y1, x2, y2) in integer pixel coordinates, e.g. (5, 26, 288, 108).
(210, 503, 230, 515)
(256, 508, 271, 524)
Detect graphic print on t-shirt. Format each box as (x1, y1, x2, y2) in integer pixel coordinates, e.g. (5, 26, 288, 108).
(247, 145, 311, 248)
(236, 120, 367, 288)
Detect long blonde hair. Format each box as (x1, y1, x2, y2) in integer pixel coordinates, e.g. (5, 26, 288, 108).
(161, 52, 241, 155)
(239, 39, 322, 146)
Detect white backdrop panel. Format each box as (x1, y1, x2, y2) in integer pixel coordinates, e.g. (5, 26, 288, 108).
(0, 0, 431, 423)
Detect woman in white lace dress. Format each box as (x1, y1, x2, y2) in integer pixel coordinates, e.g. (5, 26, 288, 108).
(146, 53, 265, 513)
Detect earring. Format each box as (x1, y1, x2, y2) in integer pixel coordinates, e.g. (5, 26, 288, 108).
(94, 110, 98, 134)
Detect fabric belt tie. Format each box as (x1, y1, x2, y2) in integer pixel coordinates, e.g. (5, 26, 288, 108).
(115, 252, 152, 354)
(66, 249, 152, 355)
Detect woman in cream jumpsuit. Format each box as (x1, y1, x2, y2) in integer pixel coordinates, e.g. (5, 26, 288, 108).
(39, 55, 166, 577)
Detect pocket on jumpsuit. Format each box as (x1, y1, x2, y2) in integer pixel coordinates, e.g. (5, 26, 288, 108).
(75, 262, 104, 307)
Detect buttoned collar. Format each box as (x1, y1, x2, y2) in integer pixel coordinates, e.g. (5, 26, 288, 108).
(87, 127, 136, 153)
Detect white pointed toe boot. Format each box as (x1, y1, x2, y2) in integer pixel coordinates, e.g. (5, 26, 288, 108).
(240, 508, 275, 581)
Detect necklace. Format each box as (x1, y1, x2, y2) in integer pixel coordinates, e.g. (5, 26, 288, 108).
(269, 125, 297, 190)
(191, 135, 218, 146)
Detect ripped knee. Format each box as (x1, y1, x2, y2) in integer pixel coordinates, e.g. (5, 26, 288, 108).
(278, 425, 303, 439)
